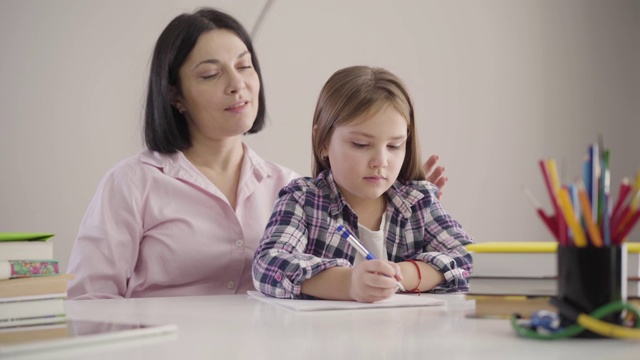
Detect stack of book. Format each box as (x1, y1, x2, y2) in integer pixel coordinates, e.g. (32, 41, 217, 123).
(467, 295, 640, 319)
(464, 241, 640, 318)
(0, 233, 72, 328)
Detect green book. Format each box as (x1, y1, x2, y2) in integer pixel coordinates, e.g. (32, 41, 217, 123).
(0, 233, 54, 242)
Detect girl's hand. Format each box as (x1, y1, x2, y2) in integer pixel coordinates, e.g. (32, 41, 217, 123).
(424, 154, 447, 200)
(349, 260, 402, 303)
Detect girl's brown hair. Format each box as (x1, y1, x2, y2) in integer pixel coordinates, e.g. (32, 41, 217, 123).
(311, 66, 425, 181)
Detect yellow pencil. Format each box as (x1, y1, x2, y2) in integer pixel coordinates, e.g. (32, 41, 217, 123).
(547, 159, 561, 194)
(631, 169, 640, 209)
(547, 159, 570, 245)
(557, 188, 588, 247)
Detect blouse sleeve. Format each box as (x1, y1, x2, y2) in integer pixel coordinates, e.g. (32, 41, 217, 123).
(252, 184, 350, 299)
(412, 189, 474, 293)
(67, 165, 143, 299)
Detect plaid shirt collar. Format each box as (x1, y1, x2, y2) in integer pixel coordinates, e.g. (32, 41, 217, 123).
(320, 170, 428, 219)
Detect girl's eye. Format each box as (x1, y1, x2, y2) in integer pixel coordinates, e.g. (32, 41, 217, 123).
(388, 144, 402, 150)
(238, 65, 253, 70)
(202, 73, 219, 79)
(352, 142, 368, 149)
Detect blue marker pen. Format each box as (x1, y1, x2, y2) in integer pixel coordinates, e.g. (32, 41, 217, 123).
(336, 224, 406, 292)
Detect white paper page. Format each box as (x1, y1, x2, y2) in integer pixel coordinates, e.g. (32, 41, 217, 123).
(247, 291, 445, 311)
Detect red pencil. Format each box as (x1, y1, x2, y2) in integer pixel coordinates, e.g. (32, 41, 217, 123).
(610, 177, 631, 232)
(540, 160, 568, 245)
(615, 189, 640, 240)
(614, 208, 640, 244)
(523, 186, 559, 238)
(538, 210, 559, 238)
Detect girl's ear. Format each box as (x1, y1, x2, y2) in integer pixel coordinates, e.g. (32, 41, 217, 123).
(168, 86, 185, 113)
(313, 125, 328, 159)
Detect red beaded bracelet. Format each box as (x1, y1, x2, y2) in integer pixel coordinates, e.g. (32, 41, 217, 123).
(406, 259, 422, 295)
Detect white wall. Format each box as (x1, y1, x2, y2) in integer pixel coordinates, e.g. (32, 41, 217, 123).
(1, 0, 638, 272)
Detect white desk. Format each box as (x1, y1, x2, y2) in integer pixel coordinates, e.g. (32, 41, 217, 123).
(15, 294, 640, 359)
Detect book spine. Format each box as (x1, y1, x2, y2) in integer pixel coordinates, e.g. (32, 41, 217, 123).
(0, 260, 59, 280)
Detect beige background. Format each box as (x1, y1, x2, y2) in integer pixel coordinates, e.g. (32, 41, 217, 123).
(1, 0, 639, 271)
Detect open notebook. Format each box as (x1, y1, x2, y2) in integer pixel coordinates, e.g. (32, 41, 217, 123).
(0, 319, 177, 356)
(247, 291, 445, 311)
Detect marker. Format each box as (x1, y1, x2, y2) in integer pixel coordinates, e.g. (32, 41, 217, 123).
(336, 224, 406, 292)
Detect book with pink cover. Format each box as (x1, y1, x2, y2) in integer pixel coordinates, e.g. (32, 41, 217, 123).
(0, 260, 59, 280)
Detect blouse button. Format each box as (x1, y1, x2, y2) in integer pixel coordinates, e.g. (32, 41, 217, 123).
(275, 273, 283, 281)
(227, 281, 235, 289)
(235, 239, 243, 247)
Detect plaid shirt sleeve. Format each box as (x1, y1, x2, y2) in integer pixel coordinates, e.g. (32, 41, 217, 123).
(252, 180, 351, 299)
(409, 184, 474, 293)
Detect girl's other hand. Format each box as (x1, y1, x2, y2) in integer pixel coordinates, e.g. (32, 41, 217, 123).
(424, 154, 447, 200)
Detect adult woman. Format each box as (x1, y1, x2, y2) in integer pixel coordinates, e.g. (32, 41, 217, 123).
(67, 8, 446, 299)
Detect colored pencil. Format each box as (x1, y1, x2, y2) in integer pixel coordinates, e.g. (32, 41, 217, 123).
(577, 182, 604, 247)
(557, 188, 588, 247)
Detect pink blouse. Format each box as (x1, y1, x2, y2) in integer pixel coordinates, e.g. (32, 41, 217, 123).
(67, 145, 299, 299)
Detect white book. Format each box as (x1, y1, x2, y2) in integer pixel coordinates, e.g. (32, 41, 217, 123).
(468, 243, 640, 279)
(247, 291, 444, 311)
(468, 277, 556, 296)
(0, 297, 65, 321)
(0, 241, 54, 260)
(0, 315, 67, 329)
(629, 253, 640, 279)
(629, 280, 640, 298)
(0, 293, 67, 303)
(469, 277, 640, 298)
(471, 252, 557, 278)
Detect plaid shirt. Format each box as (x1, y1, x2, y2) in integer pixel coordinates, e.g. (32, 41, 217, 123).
(252, 170, 474, 299)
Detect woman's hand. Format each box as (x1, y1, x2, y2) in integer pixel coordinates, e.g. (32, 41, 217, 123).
(349, 260, 402, 303)
(424, 154, 447, 200)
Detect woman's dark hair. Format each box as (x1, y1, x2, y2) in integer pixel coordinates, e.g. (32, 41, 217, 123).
(144, 8, 266, 153)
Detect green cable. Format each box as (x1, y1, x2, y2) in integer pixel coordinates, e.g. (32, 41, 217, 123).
(510, 301, 640, 340)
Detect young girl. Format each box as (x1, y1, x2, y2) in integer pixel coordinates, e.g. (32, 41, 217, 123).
(252, 66, 474, 303)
